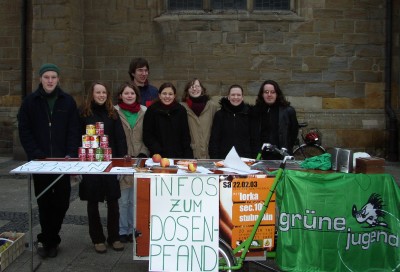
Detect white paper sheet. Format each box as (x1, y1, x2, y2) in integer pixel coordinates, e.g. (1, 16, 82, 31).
(223, 147, 259, 174)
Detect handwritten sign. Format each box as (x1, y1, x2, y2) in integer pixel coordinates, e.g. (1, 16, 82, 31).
(10, 161, 111, 174)
(149, 175, 219, 272)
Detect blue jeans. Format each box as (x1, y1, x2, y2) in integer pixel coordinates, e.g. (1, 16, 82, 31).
(118, 187, 134, 235)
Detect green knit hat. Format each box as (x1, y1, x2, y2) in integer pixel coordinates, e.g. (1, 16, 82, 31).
(39, 63, 60, 76)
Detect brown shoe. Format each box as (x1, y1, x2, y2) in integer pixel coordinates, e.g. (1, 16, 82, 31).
(111, 241, 124, 251)
(94, 243, 107, 254)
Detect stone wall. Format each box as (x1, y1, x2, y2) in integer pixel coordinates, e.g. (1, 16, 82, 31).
(0, 0, 399, 159)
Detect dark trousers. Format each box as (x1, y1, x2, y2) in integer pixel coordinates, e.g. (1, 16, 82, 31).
(87, 200, 119, 244)
(33, 174, 71, 248)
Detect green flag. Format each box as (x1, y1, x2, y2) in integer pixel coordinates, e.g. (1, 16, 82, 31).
(276, 170, 400, 271)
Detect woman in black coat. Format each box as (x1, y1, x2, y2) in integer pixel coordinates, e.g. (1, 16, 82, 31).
(250, 79, 299, 159)
(79, 81, 127, 253)
(143, 82, 193, 159)
(209, 84, 252, 159)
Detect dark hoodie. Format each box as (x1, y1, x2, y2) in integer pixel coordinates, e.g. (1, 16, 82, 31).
(208, 97, 252, 159)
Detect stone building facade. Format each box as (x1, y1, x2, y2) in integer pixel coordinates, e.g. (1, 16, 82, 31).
(0, 0, 399, 160)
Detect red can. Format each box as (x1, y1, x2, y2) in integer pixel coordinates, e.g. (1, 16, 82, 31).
(78, 147, 86, 161)
(95, 122, 104, 130)
(96, 122, 104, 135)
(100, 135, 109, 148)
(96, 128, 104, 136)
(103, 147, 112, 161)
(86, 148, 95, 160)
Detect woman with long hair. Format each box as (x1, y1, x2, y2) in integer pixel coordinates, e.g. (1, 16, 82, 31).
(79, 81, 127, 253)
(250, 79, 299, 159)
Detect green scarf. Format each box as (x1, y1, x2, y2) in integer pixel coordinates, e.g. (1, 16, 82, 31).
(121, 109, 138, 128)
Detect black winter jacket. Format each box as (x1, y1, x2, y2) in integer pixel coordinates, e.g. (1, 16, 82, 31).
(143, 101, 193, 159)
(208, 97, 252, 159)
(250, 102, 299, 157)
(18, 84, 80, 160)
(79, 103, 127, 202)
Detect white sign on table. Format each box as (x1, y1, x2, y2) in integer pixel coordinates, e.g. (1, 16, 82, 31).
(149, 174, 220, 272)
(10, 160, 111, 174)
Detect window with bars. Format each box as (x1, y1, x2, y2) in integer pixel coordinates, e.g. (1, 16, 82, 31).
(168, 0, 291, 10)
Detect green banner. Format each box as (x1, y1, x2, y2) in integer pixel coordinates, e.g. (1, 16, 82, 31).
(276, 170, 400, 272)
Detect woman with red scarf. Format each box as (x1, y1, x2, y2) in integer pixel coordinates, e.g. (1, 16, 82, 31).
(114, 82, 148, 243)
(181, 78, 219, 159)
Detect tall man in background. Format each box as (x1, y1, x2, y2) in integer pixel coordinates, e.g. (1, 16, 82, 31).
(128, 57, 158, 107)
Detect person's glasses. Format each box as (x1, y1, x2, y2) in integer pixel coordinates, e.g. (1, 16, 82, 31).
(263, 90, 276, 95)
(191, 85, 201, 89)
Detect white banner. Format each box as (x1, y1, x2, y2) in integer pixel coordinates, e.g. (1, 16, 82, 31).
(149, 174, 220, 272)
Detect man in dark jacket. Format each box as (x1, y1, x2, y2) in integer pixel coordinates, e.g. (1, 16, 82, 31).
(18, 63, 80, 258)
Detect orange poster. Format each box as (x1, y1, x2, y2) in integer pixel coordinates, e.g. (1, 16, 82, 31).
(219, 176, 276, 253)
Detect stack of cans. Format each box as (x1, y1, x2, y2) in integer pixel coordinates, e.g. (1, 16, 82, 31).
(78, 122, 112, 161)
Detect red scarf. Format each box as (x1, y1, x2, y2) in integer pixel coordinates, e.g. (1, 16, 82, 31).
(186, 96, 207, 117)
(118, 102, 140, 113)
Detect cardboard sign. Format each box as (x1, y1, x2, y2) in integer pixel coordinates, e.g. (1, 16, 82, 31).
(149, 175, 220, 272)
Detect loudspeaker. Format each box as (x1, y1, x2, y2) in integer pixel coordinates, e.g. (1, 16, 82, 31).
(337, 148, 354, 173)
(327, 148, 340, 171)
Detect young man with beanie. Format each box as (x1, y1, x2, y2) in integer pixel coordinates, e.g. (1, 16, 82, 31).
(18, 63, 80, 258)
(128, 57, 158, 107)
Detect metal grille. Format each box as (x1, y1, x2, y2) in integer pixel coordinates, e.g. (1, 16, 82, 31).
(254, 0, 290, 10)
(168, 0, 202, 10)
(211, 0, 246, 9)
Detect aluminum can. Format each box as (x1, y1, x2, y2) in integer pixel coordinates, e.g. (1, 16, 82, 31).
(95, 122, 104, 135)
(100, 135, 109, 148)
(86, 148, 95, 155)
(95, 148, 104, 161)
(95, 122, 104, 130)
(90, 135, 99, 148)
(78, 147, 86, 161)
(96, 128, 104, 136)
(86, 148, 95, 161)
(82, 135, 91, 148)
(86, 124, 96, 135)
(103, 147, 112, 161)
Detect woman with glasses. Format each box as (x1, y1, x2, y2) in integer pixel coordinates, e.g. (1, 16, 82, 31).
(250, 79, 299, 159)
(181, 78, 219, 159)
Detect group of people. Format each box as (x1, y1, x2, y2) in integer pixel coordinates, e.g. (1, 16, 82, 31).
(17, 58, 299, 258)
